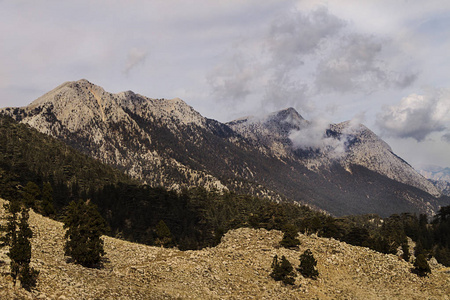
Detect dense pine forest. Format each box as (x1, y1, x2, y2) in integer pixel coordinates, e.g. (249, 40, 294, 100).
(0, 114, 449, 266)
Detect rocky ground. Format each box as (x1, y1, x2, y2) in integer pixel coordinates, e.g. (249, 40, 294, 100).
(0, 199, 449, 299)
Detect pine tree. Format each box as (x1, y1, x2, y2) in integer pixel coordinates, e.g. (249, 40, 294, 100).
(155, 220, 173, 247)
(63, 200, 109, 267)
(401, 242, 410, 262)
(1, 200, 39, 290)
(298, 249, 319, 279)
(412, 253, 431, 277)
(280, 224, 300, 249)
(270, 255, 296, 285)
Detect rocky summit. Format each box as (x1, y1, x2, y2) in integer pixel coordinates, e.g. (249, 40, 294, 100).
(1, 79, 449, 217)
(0, 198, 449, 299)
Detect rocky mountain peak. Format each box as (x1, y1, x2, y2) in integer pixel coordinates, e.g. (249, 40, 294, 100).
(272, 107, 305, 125)
(226, 107, 308, 157)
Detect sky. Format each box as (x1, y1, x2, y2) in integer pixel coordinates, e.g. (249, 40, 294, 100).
(1, 0, 450, 169)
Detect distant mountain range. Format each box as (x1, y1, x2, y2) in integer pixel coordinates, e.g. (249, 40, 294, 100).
(417, 164, 450, 196)
(2, 79, 449, 216)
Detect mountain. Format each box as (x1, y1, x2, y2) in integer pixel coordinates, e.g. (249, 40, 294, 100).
(2, 79, 449, 217)
(228, 110, 440, 197)
(417, 164, 450, 182)
(417, 164, 450, 196)
(1, 199, 449, 299)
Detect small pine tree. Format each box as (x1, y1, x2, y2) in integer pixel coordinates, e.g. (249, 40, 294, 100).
(298, 249, 319, 279)
(401, 242, 410, 262)
(63, 200, 109, 268)
(270, 255, 296, 285)
(280, 224, 300, 249)
(155, 220, 173, 247)
(412, 254, 431, 277)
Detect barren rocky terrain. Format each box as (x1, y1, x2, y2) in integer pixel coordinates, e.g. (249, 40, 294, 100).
(1, 198, 449, 299)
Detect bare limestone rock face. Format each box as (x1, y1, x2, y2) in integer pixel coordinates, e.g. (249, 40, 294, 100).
(0, 198, 449, 299)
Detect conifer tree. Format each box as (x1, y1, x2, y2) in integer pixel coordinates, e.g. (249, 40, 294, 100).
(298, 249, 319, 279)
(155, 220, 173, 247)
(401, 242, 410, 262)
(63, 200, 109, 267)
(1, 200, 39, 290)
(270, 255, 296, 285)
(412, 253, 431, 277)
(280, 224, 300, 249)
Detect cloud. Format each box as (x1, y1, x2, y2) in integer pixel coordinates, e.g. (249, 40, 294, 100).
(315, 34, 417, 93)
(207, 7, 346, 113)
(207, 5, 417, 118)
(442, 133, 450, 143)
(266, 7, 346, 70)
(376, 90, 450, 141)
(207, 52, 258, 102)
(123, 48, 148, 75)
(289, 114, 365, 159)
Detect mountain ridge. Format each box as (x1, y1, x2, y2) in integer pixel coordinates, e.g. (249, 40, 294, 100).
(2, 79, 448, 216)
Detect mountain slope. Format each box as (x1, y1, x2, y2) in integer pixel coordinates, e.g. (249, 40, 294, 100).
(228, 109, 440, 197)
(2, 79, 448, 217)
(1, 199, 449, 299)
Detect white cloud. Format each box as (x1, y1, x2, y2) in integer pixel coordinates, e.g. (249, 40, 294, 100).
(289, 113, 365, 159)
(376, 90, 450, 142)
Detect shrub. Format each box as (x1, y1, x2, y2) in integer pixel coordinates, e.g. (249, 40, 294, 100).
(280, 224, 300, 249)
(270, 255, 296, 285)
(412, 254, 431, 277)
(298, 249, 319, 279)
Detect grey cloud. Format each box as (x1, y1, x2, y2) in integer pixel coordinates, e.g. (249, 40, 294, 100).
(262, 75, 309, 109)
(376, 91, 450, 141)
(123, 48, 148, 75)
(208, 5, 417, 116)
(442, 133, 450, 143)
(267, 7, 346, 70)
(394, 73, 418, 89)
(207, 52, 257, 102)
(314, 34, 416, 93)
(208, 7, 346, 110)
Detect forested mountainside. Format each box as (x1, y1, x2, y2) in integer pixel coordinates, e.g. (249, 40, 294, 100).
(2, 79, 449, 217)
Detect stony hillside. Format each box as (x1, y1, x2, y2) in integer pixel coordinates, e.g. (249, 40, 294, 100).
(1, 199, 449, 300)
